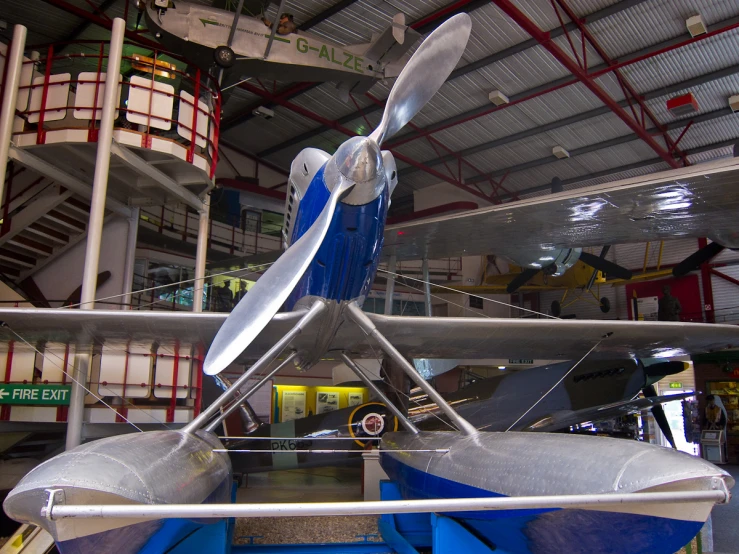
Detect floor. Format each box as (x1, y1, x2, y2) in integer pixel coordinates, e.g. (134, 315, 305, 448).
(234, 466, 381, 545)
(710, 464, 739, 554)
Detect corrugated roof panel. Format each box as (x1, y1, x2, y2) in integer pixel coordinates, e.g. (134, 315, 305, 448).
(514, 83, 605, 125)
(463, 3, 533, 63)
(688, 145, 734, 164)
(304, 0, 401, 45)
(666, 113, 739, 151)
(644, 73, 739, 122)
(474, 45, 572, 97)
(430, 105, 537, 153)
(3, 0, 87, 45)
(290, 83, 373, 122)
(586, 0, 739, 60)
(617, 27, 739, 95)
(545, 112, 631, 150)
(391, 140, 442, 165)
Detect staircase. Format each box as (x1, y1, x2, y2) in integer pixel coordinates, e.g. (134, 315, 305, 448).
(0, 166, 111, 296)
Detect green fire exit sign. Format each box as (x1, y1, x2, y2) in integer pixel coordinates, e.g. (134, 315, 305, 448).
(0, 384, 72, 405)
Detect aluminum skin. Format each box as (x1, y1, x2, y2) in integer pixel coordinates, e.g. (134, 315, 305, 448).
(380, 431, 734, 554)
(3, 430, 232, 553)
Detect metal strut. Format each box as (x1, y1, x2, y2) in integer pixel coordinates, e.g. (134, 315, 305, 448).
(339, 352, 419, 434)
(344, 302, 478, 437)
(183, 300, 326, 433)
(204, 352, 298, 433)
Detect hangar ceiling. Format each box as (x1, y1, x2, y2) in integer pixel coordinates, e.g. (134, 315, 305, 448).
(3, 0, 739, 211)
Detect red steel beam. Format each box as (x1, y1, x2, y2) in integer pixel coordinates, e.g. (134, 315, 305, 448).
(237, 81, 493, 203)
(489, 1, 679, 168)
(553, 0, 688, 165)
(387, 16, 739, 151)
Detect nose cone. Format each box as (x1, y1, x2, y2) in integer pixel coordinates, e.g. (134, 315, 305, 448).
(334, 136, 382, 184)
(325, 136, 386, 206)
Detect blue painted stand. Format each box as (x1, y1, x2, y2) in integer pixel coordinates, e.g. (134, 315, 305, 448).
(137, 481, 503, 553)
(377, 480, 500, 554)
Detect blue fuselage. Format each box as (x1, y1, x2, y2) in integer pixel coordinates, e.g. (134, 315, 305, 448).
(286, 165, 389, 310)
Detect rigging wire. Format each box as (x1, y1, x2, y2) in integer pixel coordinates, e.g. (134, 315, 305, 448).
(504, 339, 604, 432)
(377, 267, 560, 320)
(4, 324, 146, 433)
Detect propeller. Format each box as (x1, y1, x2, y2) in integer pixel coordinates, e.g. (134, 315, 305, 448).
(642, 384, 676, 449)
(672, 241, 725, 277)
(506, 250, 632, 294)
(578, 251, 632, 280)
(203, 14, 473, 376)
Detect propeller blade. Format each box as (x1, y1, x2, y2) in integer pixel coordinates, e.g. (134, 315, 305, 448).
(369, 13, 471, 146)
(203, 178, 355, 376)
(585, 245, 610, 291)
(579, 251, 632, 280)
(506, 267, 541, 294)
(672, 241, 725, 277)
(643, 384, 676, 449)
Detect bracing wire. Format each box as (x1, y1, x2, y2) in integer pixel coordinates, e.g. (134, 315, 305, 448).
(4, 324, 145, 433)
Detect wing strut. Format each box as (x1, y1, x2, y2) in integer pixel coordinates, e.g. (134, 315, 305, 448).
(340, 352, 419, 434)
(345, 302, 479, 437)
(183, 300, 326, 434)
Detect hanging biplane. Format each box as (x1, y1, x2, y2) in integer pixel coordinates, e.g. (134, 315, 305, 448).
(3, 13, 739, 554)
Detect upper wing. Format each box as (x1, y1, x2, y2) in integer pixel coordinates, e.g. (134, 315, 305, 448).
(521, 393, 693, 432)
(1, 308, 737, 362)
(383, 158, 739, 262)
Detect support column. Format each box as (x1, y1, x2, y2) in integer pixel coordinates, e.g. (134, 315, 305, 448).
(384, 255, 396, 315)
(121, 207, 140, 309)
(67, 18, 125, 450)
(422, 258, 432, 316)
(0, 25, 27, 208)
(193, 197, 210, 313)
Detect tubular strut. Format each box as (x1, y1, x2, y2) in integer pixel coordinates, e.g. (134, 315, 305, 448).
(204, 352, 298, 433)
(339, 352, 420, 434)
(344, 302, 478, 437)
(183, 300, 327, 433)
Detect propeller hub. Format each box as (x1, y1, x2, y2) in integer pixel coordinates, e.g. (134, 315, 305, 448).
(325, 137, 385, 206)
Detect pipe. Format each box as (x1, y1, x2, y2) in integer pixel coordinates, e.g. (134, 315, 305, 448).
(339, 353, 419, 434)
(0, 25, 27, 211)
(67, 18, 125, 450)
(182, 300, 326, 433)
(204, 352, 298, 432)
(422, 258, 432, 316)
(121, 207, 140, 309)
(192, 197, 210, 313)
(344, 302, 478, 437)
(65, 352, 90, 450)
(78, 17, 125, 310)
(384, 255, 396, 315)
(46, 490, 728, 520)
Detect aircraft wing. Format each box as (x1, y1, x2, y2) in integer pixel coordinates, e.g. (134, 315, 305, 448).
(383, 157, 739, 262)
(519, 393, 693, 432)
(1, 308, 738, 363)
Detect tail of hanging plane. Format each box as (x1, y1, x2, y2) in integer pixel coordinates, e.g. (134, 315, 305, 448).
(337, 13, 421, 99)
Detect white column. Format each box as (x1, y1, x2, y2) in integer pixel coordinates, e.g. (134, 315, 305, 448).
(121, 207, 140, 309)
(67, 18, 125, 450)
(422, 257, 432, 316)
(0, 25, 27, 207)
(384, 255, 396, 315)
(193, 196, 210, 312)
(79, 17, 125, 310)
